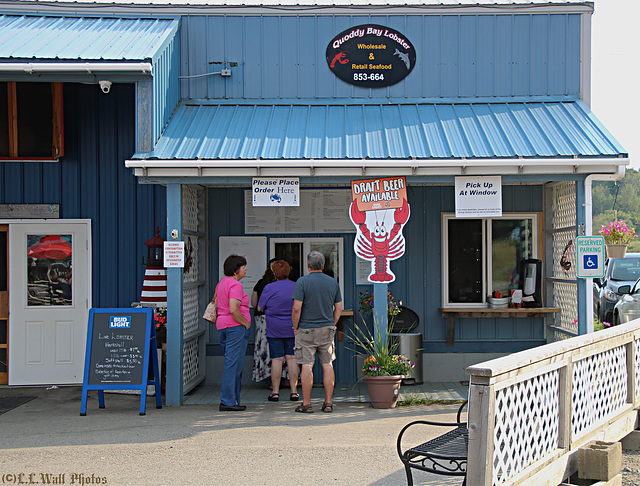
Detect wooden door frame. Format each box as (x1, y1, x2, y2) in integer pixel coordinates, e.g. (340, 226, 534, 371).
(0, 224, 8, 384)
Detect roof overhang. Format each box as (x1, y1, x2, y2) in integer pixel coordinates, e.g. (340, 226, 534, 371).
(0, 14, 179, 81)
(125, 156, 628, 179)
(126, 99, 628, 180)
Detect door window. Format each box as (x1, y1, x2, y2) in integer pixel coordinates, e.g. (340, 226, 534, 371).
(271, 238, 344, 297)
(27, 234, 72, 306)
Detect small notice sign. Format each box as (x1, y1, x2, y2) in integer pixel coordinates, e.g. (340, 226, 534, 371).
(164, 241, 185, 267)
(577, 236, 605, 278)
(455, 176, 502, 218)
(252, 178, 300, 206)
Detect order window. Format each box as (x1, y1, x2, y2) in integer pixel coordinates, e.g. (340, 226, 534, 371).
(442, 213, 539, 307)
(270, 238, 344, 298)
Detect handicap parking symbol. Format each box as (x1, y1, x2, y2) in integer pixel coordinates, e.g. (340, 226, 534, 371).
(583, 254, 598, 269)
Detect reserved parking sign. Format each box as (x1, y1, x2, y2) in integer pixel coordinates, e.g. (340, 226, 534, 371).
(577, 236, 605, 278)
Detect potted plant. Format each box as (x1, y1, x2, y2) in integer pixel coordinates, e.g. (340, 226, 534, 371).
(349, 319, 414, 408)
(599, 220, 637, 258)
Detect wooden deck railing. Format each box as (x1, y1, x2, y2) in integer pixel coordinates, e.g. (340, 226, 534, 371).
(466, 320, 640, 486)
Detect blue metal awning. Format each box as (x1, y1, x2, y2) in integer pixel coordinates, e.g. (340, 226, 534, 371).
(0, 14, 179, 63)
(135, 100, 626, 161)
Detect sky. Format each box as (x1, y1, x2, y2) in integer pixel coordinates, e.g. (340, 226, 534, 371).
(591, 0, 640, 169)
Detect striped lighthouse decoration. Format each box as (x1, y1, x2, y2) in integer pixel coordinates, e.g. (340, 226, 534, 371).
(141, 227, 167, 306)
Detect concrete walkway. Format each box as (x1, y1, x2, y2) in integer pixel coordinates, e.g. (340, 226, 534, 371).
(1, 384, 467, 485)
(184, 381, 469, 405)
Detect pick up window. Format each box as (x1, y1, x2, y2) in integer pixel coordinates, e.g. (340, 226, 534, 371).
(443, 213, 539, 306)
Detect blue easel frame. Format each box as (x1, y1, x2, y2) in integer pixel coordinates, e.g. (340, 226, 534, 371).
(80, 308, 162, 416)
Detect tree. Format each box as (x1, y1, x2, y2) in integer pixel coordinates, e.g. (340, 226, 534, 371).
(593, 168, 640, 251)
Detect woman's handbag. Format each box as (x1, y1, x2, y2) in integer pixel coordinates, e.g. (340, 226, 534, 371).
(203, 283, 220, 323)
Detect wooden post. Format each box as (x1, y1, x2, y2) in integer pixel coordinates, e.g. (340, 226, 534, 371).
(467, 380, 495, 486)
(557, 361, 573, 449)
(626, 340, 636, 406)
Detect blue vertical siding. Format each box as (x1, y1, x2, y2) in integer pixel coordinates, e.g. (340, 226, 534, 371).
(0, 83, 166, 308)
(206, 184, 544, 358)
(181, 14, 582, 101)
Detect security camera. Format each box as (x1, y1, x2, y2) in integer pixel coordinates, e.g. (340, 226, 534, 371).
(99, 81, 112, 94)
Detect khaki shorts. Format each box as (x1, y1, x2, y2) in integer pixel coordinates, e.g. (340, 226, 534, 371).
(294, 326, 336, 365)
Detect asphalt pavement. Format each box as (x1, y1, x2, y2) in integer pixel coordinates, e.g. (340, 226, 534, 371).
(0, 385, 465, 486)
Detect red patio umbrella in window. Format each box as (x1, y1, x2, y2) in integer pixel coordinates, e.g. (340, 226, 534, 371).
(27, 235, 72, 260)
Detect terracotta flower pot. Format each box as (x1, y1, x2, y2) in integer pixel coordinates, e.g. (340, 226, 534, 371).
(365, 375, 403, 408)
(606, 244, 627, 259)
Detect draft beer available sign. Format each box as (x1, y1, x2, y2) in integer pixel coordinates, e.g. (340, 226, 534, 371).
(326, 24, 416, 88)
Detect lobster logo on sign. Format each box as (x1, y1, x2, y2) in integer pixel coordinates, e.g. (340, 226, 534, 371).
(349, 177, 410, 282)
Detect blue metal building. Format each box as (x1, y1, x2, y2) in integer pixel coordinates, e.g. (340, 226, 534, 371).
(0, 1, 628, 405)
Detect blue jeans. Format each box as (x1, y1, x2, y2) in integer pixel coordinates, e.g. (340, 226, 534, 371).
(219, 325, 250, 406)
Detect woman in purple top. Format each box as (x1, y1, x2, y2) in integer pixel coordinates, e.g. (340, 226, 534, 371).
(258, 260, 299, 401)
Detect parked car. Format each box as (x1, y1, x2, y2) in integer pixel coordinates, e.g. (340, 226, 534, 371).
(613, 278, 640, 325)
(593, 253, 640, 324)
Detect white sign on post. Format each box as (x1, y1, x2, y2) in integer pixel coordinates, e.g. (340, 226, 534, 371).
(163, 241, 185, 268)
(577, 236, 605, 278)
(252, 178, 300, 206)
(454, 176, 502, 218)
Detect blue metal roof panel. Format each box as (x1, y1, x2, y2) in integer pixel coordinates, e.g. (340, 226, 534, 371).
(0, 14, 179, 61)
(139, 101, 626, 160)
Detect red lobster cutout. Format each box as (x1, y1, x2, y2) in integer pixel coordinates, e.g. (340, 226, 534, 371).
(350, 199, 410, 282)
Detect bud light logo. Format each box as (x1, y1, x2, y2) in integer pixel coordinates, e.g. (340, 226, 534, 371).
(110, 316, 131, 328)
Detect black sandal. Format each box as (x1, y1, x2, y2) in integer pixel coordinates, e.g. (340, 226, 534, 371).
(268, 393, 280, 402)
(295, 403, 313, 413)
(290, 393, 299, 401)
(321, 402, 333, 413)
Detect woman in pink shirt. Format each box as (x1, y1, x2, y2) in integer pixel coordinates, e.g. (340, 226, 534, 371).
(216, 254, 251, 411)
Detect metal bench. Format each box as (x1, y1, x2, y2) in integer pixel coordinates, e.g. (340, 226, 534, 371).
(396, 400, 468, 486)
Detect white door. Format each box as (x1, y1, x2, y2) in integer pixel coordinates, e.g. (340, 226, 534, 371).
(8, 220, 91, 385)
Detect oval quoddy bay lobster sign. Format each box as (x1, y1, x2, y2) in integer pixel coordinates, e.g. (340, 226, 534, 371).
(326, 24, 416, 88)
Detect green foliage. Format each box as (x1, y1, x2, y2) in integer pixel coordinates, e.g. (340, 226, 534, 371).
(594, 317, 612, 331)
(348, 318, 414, 377)
(593, 168, 640, 252)
(397, 395, 462, 407)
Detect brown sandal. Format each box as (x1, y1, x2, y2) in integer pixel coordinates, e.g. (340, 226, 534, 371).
(321, 402, 333, 413)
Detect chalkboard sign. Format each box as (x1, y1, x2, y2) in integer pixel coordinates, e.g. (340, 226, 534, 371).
(80, 308, 161, 415)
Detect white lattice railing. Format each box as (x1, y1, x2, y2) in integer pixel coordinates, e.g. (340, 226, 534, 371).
(181, 185, 206, 394)
(467, 320, 640, 486)
(549, 181, 578, 342)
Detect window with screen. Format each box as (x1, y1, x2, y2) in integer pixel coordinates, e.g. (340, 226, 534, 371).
(0, 82, 64, 160)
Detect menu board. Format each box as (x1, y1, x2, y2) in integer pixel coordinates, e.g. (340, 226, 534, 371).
(87, 311, 148, 385)
(245, 189, 355, 234)
(80, 308, 161, 415)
